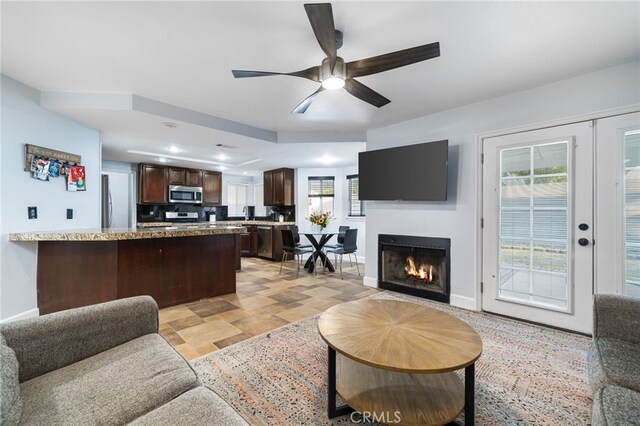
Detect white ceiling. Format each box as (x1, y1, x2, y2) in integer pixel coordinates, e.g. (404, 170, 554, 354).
(2, 1, 639, 174)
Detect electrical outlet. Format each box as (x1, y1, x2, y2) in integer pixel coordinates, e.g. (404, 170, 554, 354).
(28, 206, 37, 219)
(66, 209, 73, 219)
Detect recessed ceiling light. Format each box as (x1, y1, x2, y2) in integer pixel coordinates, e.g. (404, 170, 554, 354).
(220, 166, 227, 171)
(158, 157, 168, 163)
(167, 146, 181, 153)
(243, 171, 248, 175)
(217, 154, 228, 161)
(161, 122, 177, 128)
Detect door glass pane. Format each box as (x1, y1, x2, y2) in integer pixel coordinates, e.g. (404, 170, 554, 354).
(499, 141, 569, 309)
(624, 130, 640, 297)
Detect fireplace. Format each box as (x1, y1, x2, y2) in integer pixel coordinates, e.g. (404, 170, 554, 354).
(378, 234, 451, 303)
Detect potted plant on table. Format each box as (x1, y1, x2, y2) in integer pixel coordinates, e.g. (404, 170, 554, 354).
(308, 210, 331, 232)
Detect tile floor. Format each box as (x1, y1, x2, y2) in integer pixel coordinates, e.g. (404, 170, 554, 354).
(159, 256, 378, 361)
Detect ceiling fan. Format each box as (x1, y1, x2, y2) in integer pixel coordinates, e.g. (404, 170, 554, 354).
(232, 3, 440, 114)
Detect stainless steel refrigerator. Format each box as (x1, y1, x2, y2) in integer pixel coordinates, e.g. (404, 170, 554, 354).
(101, 174, 112, 228)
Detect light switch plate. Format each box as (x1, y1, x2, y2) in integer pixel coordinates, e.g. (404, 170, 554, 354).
(28, 206, 37, 219)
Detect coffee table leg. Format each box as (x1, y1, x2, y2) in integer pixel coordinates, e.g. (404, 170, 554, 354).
(327, 347, 355, 418)
(465, 363, 475, 426)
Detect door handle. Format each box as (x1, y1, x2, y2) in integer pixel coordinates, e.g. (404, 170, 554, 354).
(578, 238, 590, 246)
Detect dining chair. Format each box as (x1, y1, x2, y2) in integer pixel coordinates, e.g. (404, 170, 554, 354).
(290, 225, 312, 249)
(324, 225, 350, 262)
(280, 229, 314, 276)
(323, 228, 359, 279)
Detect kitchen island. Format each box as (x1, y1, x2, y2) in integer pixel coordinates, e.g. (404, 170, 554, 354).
(9, 225, 245, 315)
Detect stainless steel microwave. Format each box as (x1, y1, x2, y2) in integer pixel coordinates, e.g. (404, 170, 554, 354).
(168, 185, 203, 204)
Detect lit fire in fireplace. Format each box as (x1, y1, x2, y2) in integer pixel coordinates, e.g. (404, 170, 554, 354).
(404, 256, 433, 282)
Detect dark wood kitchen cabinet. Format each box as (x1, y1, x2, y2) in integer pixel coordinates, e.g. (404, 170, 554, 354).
(169, 167, 202, 186)
(138, 163, 168, 204)
(202, 170, 222, 205)
(263, 168, 294, 206)
(185, 169, 202, 187)
(138, 163, 216, 205)
(168, 167, 186, 185)
(264, 170, 274, 205)
(240, 225, 258, 257)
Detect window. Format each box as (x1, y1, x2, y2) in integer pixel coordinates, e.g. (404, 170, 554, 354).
(253, 183, 266, 217)
(308, 176, 334, 215)
(347, 174, 365, 217)
(227, 182, 248, 216)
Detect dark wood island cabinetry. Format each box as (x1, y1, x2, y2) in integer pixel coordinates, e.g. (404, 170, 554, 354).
(11, 227, 243, 315)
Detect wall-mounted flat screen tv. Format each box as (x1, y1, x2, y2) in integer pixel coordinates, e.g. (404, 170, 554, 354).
(359, 140, 448, 201)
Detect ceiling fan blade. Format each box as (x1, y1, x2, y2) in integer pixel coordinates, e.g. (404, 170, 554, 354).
(346, 42, 440, 78)
(292, 86, 325, 114)
(344, 79, 390, 108)
(304, 3, 337, 67)
(232, 66, 319, 82)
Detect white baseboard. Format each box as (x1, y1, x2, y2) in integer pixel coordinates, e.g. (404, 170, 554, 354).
(363, 276, 378, 288)
(450, 294, 478, 311)
(0, 308, 39, 324)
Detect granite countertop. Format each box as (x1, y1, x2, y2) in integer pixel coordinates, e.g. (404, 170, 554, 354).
(137, 221, 296, 228)
(9, 225, 246, 242)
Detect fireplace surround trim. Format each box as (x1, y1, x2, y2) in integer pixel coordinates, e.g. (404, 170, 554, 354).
(378, 234, 451, 304)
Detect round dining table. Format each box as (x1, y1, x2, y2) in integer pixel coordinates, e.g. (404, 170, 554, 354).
(302, 231, 337, 273)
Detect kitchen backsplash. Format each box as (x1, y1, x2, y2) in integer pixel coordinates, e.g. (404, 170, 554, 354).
(137, 204, 295, 223)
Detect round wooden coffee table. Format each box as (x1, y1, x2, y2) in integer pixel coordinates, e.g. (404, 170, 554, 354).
(317, 299, 483, 426)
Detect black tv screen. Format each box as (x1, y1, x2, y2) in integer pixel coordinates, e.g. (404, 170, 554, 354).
(359, 140, 448, 201)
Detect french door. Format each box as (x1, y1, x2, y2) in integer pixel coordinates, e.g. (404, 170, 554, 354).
(482, 113, 640, 333)
(595, 112, 640, 297)
(482, 122, 594, 333)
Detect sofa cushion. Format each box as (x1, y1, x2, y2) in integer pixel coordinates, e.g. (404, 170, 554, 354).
(588, 337, 640, 393)
(0, 333, 22, 425)
(128, 386, 249, 426)
(592, 385, 640, 426)
(19, 333, 199, 425)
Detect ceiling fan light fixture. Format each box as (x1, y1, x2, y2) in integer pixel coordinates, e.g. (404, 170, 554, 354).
(322, 76, 344, 90)
(320, 57, 345, 90)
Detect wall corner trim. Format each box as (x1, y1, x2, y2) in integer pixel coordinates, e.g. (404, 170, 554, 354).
(450, 294, 478, 311)
(363, 276, 378, 288)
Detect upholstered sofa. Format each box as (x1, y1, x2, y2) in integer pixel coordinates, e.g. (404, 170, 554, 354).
(0, 296, 248, 425)
(588, 294, 640, 425)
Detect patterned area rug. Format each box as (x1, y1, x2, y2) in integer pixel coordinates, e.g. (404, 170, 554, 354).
(192, 292, 592, 425)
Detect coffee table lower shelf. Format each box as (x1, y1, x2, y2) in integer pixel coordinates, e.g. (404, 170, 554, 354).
(328, 349, 473, 426)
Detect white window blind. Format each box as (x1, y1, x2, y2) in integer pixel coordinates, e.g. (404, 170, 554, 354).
(228, 182, 248, 216)
(498, 141, 569, 309)
(347, 174, 365, 216)
(253, 183, 266, 217)
(624, 129, 640, 297)
(308, 176, 334, 216)
(308, 176, 335, 196)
